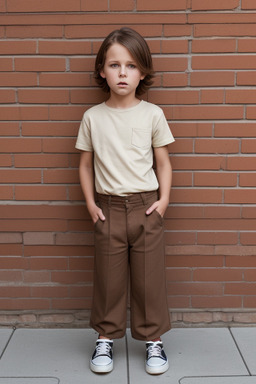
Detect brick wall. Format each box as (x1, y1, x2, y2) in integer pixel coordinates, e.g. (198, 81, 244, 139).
(1, 0, 256, 327)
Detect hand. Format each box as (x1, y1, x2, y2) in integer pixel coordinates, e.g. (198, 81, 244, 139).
(87, 203, 105, 224)
(145, 199, 168, 218)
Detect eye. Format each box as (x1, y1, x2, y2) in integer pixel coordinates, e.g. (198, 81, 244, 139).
(128, 64, 136, 69)
(110, 63, 119, 68)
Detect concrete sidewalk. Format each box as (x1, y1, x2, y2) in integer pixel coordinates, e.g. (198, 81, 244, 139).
(0, 327, 255, 383)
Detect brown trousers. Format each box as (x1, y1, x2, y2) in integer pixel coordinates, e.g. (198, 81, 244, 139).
(90, 190, 171, 341)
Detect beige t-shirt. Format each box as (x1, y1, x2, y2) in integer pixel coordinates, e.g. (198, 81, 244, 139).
(75, 100, 175, 196)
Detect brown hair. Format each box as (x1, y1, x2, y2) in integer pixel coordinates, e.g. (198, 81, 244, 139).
(94, 27, 154, 95)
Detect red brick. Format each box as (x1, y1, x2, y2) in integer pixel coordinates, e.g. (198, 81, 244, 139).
(0, 154, 12, 166)
(0, 58, 13, 72)
(168, 282, 223, 296)
(225, 190, 256, 204)
(0, 138, 41, 153)
(23, 232, 54, 245)
(148, 90, 199, 105)
(193, 55, 256, 70)
(39, 73, 90, 87)
(194, 24, 256, 38)
(0, 41, 36, 54)
(197, 230, 238, 245)
(192, 39, 236, 53)
(42, 138, 77, 153)
(171, 139, 193, 154)
(227, 89, 256, 104)
(52, 298, 91, 310)
(193, 268, 242, 281)
(0, 299, 50, 310)
(172, 156, 225, 171)
(192, 0, 239, 10)
(162, 73, 188, 87)
(15, 58, 66, 72)
(191, 71, 235, 87)
(18, 89, 69, 104)
(240, 173, 256, 187)
(110, 0, 134, 11)
(171, 188, 222, 204)
(31, 287, 69, 298)
(238, 38, 256, 52)
(242, 0, 256, 9)
(171, 123, 212, 137)
(7, 26, 63, 38)
(192, 296, 242, 308)
(25, 245, 89, 257)
(244, 297, 256, 308)
(81, 0, 108, 11)
(44, 169, 79, 184)
(0, 186, 14, 200)
(215, 123, 256, 137)
(1, 107, 48, 121)
(194, 172, 237, 187)
(195, 139, 239, 154)
(200, 89, 224, 104)
(137, 0, 187, 10)
(15, 154, 69, 168)
(0, 73, 37, 87)
(247, 107, 256, 119)
(0, 1, 6, 12)
(7, 0, 81, 12)
(29, 258, 68, 270)
(237, 71, 256, 85)
(70, 89, 106, 104)
(153, 57, 188, 72)
(227, 157, 256, 171)
(23, 271, 51, 283)
(241, 234, 256, 246)
(39, 41, 91, 55)
(0, 170, 41, 183)
(170, 106, 243, 120)
(15, 186, 67, 201)
(0, 90, 16, 103)
(164, 24, 192, 37)
(21, 122, 78, 137)
(49, 106, 85, 121)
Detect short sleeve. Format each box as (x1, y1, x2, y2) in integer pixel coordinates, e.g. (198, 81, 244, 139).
(75, 114, 93, 152)
(152, 110, 175, 148)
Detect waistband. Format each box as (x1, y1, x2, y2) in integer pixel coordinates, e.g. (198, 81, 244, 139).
(97, 190, 158, 205)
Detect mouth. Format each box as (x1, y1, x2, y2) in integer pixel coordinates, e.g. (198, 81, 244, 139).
(118, 82, 128, 86)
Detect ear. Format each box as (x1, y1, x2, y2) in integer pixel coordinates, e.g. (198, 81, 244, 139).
(140, 74, 145, 80)
(100, 70, 106, 79)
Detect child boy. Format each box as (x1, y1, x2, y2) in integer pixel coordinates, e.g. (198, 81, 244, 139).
(75, 27, 175, 375)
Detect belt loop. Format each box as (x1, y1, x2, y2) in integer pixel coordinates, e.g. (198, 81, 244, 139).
(140, 192, 147, 205)
(108, 195, 111, 207)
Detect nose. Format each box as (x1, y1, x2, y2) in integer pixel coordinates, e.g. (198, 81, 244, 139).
(119, 65, 127, 77)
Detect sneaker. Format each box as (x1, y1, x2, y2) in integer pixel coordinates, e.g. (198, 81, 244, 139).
(145, 341, 169, 375)
(90, 339, 113, 373)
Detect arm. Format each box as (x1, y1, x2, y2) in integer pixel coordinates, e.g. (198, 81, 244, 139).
(79, 151, 105, 224)
(146, 145, 172, 217)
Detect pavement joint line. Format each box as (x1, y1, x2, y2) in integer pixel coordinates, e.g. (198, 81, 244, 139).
(125, 333, 130, 384)
(229, 327, 252, 376)
(0, 378, 60, 383)
(179, 375, 256, 383)
(0, 327, 16, 361)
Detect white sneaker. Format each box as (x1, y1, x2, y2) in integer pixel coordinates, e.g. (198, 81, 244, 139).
(90, 339, 113, 373)
(145, 341, 169, 375)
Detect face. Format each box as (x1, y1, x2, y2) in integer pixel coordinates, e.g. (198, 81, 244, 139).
(100, 43, 145, 99)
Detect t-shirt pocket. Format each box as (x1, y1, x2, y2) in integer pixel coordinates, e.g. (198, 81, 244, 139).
(131, 127, 151, 149)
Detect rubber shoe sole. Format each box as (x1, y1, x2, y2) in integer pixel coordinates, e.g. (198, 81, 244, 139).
(145, 359, 169, 375)
(90, 359, 113, 373)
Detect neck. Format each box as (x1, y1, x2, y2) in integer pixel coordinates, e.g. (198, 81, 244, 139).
(105, 93, 141, 109)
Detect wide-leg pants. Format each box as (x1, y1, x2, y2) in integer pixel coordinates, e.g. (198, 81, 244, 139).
(90, 190, 171, 341)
